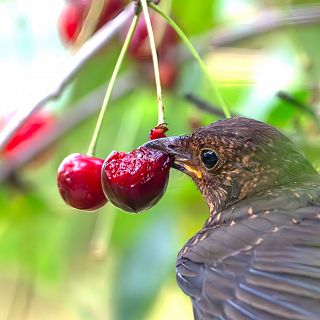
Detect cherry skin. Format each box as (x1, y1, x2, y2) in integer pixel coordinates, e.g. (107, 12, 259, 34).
(57, 153, 107, 211)
(126, 14, 177, 61)
(97, 0, 124, 29)
(58, 1, 87, 45)
(1, 110, 55, 159)
(158, 60, 179, 89)
(58, 0, 124, 46)
(101, 147, 173, 213)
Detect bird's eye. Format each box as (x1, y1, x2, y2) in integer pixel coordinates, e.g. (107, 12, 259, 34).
(200, 149, 218, 170)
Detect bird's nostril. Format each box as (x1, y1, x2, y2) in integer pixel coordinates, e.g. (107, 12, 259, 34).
(168, 144, 177, 150)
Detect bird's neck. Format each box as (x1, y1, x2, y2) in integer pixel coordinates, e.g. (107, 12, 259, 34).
(204, 179, 320, 227)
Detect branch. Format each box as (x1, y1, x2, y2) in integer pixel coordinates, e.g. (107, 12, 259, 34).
(185, 93, 237, 118)
(212, 5, 320, 47)
(2, 3, 320, 181)
(276, 90, 320, 127)
(0, 73, 136, 182)
(0, 3, 135, 151)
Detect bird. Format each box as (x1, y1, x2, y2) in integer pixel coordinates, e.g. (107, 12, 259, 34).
(144, 117, 320, 320)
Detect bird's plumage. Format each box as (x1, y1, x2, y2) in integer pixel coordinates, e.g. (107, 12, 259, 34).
(144, 117, 320, 320)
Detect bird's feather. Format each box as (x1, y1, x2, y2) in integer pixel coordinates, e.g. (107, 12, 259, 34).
(177, 189, 320, 320)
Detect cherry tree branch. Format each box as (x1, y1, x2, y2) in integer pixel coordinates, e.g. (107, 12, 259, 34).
(1, 4, 320, 182)
(211, 5, 320, 47)
(0, 73, 136, 182)
(0, 2, 135, 151)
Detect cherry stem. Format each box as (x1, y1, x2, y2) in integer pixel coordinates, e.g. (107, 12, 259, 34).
(149, 2, 231, 119)
(140, 0, 165, 126)
(87, 14, 139, 156)
(74, 0, 105, 50)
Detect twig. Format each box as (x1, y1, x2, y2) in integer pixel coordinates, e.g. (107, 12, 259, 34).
(141, 0, 165, 125)
(185, 93, 237, 118)
(149, 2, 231, 119)
(2, 4, 320, 152)
(0, 73, 136, 182)
(0, 3, 135, 152)
(6, 268, 35, 320)
(2, 4, 320, 179)
(87, 13, 139, 156)
(276, 90, 320, 126)
(211, 5, 320, 47)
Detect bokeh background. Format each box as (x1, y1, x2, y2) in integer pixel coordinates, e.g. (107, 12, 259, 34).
(1, 0, 320, 319)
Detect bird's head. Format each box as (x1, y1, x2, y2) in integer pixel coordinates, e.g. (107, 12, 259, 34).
(144, 117, 318, 214)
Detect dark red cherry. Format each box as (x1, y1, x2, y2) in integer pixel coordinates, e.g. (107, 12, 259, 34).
(97, 0, 124, 29)
(158, 60, 179, 89)
(2, 110, 55, 159)
(101, 147, 173, 213)
(58, 0, 124, 46)
(57, 153, 107, 211)
(126, 14, 177, 60)
(58, 1, 87, 45)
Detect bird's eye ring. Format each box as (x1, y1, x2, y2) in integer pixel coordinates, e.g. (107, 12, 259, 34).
(200, 149, 218, 170)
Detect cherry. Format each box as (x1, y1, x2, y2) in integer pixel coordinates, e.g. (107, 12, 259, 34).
(58, 0, 87, 45)
(1, 110, 55, 159)
(101, 147, 173, 213)
(58, 0, 124, 46)
(126, 14, 177, 61)
(57, 153, 107, 211)
(158, 60, 179, 89)
(97, 0, 124, 29)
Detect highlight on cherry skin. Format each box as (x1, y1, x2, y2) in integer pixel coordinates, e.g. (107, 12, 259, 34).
(58, 0, 124, 45)
(57, 153, 107, 211)
(101, 146, 173, 213)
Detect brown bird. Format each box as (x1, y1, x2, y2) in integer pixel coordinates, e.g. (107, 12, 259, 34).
(144, 117, 320, 320)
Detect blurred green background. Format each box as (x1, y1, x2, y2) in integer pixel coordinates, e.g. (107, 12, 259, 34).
(1, 0, 320, 319)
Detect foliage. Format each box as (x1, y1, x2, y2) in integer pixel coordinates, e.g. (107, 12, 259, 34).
(1, 0, 320, 319)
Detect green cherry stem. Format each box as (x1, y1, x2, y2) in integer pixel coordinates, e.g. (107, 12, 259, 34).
(140, 0, 165, 126)
(87, 14, 139, 156)
(148, 2, 231, 119)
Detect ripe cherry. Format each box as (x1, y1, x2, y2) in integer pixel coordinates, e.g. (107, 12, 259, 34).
(97, 0, 124, 29)
(158, 60, 179, 89)
(1, 110, 55, 159)
(126, 14, 177, 61)
(101, 147, 173, 213)
(57, 153, 107, 211)
(58, 0, 124, 46)
(58, 1, 87, 45)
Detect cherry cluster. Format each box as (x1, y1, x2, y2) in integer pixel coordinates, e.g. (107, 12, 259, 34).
(58, 0, 124, 45)
(0, 111, 55, 159)
(57, 126, 171, 213)
(58, 0, 179, 89)
(57, 2, 177, 213)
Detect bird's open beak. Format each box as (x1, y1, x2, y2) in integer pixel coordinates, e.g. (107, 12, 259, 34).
(143, 136, 203, 179)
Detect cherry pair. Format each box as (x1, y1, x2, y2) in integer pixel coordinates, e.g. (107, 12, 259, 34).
(57, 129, 171, 213)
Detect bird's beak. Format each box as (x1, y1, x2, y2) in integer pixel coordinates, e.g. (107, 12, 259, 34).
(143, 136, 203, 179)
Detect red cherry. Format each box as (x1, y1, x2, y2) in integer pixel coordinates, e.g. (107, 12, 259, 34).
(2, 110, 55, 159)
(159, 60, 179, 89)
(58, 0, 124, 46)
(97, 0, 124, 29)
(101, 147, 173, 213)
(127, 14, 177, 60)
(57, 153, 107, 211)
(58, 1, 87, 45)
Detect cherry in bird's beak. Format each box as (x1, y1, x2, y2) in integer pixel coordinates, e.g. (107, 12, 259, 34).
(143, 136, 203, 179)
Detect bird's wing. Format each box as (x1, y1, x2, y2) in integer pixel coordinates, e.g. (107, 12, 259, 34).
(176, 205, 320, 320)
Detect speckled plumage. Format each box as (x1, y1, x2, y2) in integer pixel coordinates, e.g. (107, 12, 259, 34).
(145, 117, 320, 320)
